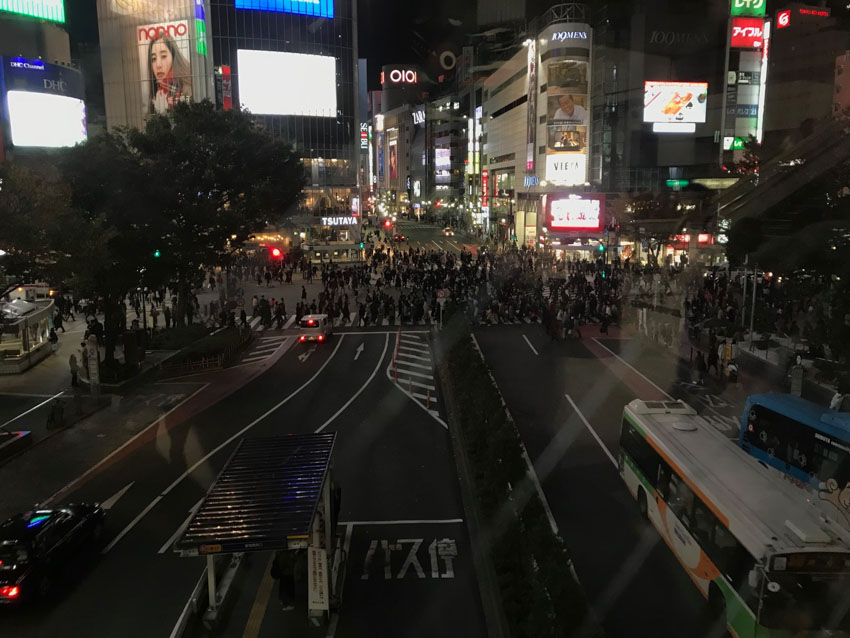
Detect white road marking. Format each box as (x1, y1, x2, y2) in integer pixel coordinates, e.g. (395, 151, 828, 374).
(0, 392, 54, 398)
(241, 356, 271, 364)
(41, 383, 211, 507)
(591, 338, 673, 400)
(565, 394, 618, 468)
(398, 344, 430, 354)
(393, 367, 434, 380)
(354, 342, 365, 361)
(298, 348, 316, 362)
(0, 390, 66, 430)
(316, 334, 389, 434)
(522, 334, 539, 356)
(341, 518, 463, 526)
(338, 330, 428, 335)
(283, 315, 297, 329)
(103, 337, 346, 554)
(101, 482, 135, 511)
(158, 498, 203, 554)
(396, 351, 432, 363)
(394, 359, 432, 371)
(431, 240, 443, 251)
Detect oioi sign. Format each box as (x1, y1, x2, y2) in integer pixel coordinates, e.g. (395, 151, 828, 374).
(731, 0, 766, 18)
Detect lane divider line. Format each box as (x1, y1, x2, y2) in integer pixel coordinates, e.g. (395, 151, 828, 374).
(590, 338, 673, 400)
(564, 393, 618, 468)
(104, 336, 346, 554)
(522, 334, 539, 356)
(315, 334, 389, 434)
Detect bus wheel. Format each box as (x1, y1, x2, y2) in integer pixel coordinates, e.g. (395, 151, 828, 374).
(637, 488, 648, 519)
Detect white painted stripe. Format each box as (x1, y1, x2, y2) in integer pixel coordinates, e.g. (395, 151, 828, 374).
(0, 392, 54, 398)
(396, 351, 432, 363)
(102, 337, 346, 554)
(403, 334, 425, 341)
(41, 383, 211, 507)
(250, 344, 280, 353)
(565, 394, 618, 468)
(168, 568, 208, 638)
(394, 367, 434, 380)
(590, 338, 673, 400)
(394, 359, 432, 371)
(397, 378, 436, 391)
(258, 336, 287, 342)
(338, 330, 428, 335)
(431, 240, 443, 251)
(0, 390, 66, 430)
(315, 333, 389, 433)
(522, 334, 539, 356)
(398, 344, 430, 354)
(158, 498, 203, 554)
(341, 518, 463, 526)
(283, 315, 297, 329)
(410, 391, 437, 402)
(241, 356, 270, 363)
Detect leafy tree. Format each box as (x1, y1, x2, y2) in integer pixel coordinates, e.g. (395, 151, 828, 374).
(0, 161, 77, 292)
(125, 100, 306, 324)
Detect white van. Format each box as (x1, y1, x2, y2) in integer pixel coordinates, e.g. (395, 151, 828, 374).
(299, 314, 332, 343)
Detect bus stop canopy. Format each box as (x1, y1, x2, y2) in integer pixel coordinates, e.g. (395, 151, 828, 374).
(174, 433, 336, 557)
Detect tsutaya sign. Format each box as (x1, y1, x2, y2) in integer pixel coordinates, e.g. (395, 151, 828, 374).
(321, 216, 358, 226)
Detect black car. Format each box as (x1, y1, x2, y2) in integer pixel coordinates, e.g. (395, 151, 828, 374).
(0, 505, 105, 603)
(393, 233, 407, 242)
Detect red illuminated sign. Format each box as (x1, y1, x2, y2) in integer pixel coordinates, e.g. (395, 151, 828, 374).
(481, 169, 489, 207)
(799, 7, 829, 17)
(137, 21, 188, 41)
(777, 10, 791, 28)
(731, 17, 764, 48)
(220, 65, 232, 110)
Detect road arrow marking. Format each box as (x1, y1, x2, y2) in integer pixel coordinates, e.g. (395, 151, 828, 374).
(298, 347, 316, 363)
(101, 482, 134, 511)
(158, 498, 203, 554)
(354, 342, 365, 360)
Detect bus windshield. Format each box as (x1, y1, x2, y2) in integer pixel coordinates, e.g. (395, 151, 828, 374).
(760, 573, 850, 632)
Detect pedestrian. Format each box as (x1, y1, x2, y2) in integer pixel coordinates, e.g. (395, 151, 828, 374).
(163, 305, 172, 329)
(69, 352, 79, 387)
(301, 286, 307, 301)
(54, 311, 65, 333)
(49, 328, 59, 352)
(271, 550, 296, 611)
(240, 308, 247, 327)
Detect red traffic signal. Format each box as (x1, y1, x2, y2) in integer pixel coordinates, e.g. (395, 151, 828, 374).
(270, 247, 282, 258)
(384, 220, 392, 228)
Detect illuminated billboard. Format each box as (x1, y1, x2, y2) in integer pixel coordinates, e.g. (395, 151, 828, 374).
(543, 22, 591, 186)
(730, 0, 765, 17)
(643, 82, 708, 124)
(237, 50, 336, 117)
(7, 92, 86, 147)
(547, 195, 605, 232)
(138, 20, 193, 115)
(0, 0, 64, 22)
(235, 0, 333, 19)
(731, 17, 764, 48)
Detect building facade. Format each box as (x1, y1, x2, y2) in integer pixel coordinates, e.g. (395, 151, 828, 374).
(95, 0, 359, 208)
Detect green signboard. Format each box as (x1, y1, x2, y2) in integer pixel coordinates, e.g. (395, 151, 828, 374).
(666, 179, 690, 188)
(0, 0, 65, 22)
(730, 0, 766, 18)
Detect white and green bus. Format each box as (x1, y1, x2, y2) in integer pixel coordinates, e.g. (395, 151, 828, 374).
(620, 399, 850, 638)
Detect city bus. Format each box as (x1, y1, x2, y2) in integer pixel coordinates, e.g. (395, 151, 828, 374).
(739, 393, 850, 486)
(620, 399, 850, 637)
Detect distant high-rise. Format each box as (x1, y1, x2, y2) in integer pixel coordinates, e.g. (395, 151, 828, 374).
(477, 0, 525, 28)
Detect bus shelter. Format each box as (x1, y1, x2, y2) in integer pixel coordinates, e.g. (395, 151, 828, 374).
(174, 433, 343, 628)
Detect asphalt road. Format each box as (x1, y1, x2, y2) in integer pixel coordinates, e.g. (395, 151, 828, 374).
(473, 325, 739, 638)
(394, 220, 479, 255)
(0, 327, 485, 638)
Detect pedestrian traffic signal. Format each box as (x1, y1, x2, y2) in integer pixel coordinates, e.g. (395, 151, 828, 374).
(270, 247, 282, 258)
(597, 243, 605, 253)
(153, 249, 161, 258)
(384, 219, 392, 228)
(359, 241, 364, 249)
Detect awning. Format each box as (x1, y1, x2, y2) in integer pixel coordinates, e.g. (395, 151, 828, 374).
(174, 433, 336, 557)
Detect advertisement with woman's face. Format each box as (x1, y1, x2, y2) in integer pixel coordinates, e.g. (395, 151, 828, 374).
(138, 20, 193, 115)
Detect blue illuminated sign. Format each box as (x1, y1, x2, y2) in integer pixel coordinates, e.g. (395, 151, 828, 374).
(235, 0, 334, 19)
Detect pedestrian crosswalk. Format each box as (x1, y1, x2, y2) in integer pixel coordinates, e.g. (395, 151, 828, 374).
(389, 332, 442, 420)
(240, 335, 289, 365)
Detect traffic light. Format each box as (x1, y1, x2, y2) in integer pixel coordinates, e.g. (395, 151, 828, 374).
(384, 219, 392, 228)
(597, 243, 605, 253)
(270, 247, 282, 258)
(153, 249, 161, 258)
(359, 241, 364, 249)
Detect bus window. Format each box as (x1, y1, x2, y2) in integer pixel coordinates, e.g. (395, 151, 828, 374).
(745, 406, 789, 462)
(813, 439, 850, 486)
(667, 473, 695, 526)
(690, 499, 714, 548)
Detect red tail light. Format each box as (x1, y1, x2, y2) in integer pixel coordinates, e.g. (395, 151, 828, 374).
(318, 334, 325, 342)
(299, 336, 306, 342)
(0, 586, 20, 598)
(307, 320, 315, 326)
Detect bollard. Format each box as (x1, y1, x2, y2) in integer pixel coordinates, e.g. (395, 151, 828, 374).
(394, 365, 398, 382)
(426, 389, 430, 409)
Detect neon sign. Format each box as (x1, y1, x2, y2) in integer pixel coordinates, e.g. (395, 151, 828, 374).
(235, 0, 333, 19)
(381, 69, 418, 85)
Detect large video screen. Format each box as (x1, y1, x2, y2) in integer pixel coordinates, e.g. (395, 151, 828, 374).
(237, 50, 336, 117)
(548, 195, 604, 232)
(138, 20, 194, 116)
(643, 81, 708, 124)
(7, 91, 87, 148)
(0, 0, 64, 22)
(235, 0, 333, 18)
